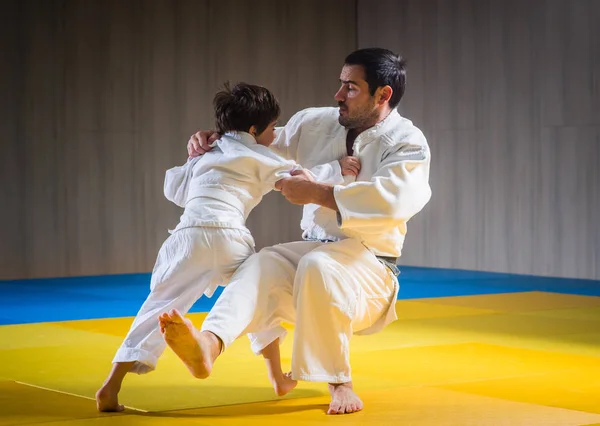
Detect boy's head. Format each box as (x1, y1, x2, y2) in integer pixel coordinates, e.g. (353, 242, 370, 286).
(213, 82, 280, 146)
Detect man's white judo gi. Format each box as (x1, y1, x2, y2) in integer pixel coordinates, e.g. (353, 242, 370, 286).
(113, 131, 300, 374)
(201, 107, 432, 383)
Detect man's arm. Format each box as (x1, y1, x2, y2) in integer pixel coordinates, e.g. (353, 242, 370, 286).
(187, 107, 360, 185)
(267, 109, 310, 161)
(185, 108, 308, 159)
(334, 142, 431, 232)
(276, 175, 339, 211)
(311, 183, 339, 212)
(188, 130, 221, 157)
(277, 140, 431, 231)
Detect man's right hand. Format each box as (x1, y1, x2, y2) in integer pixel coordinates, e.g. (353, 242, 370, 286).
(187, 130, 221, 157)
(339, 156, 361, 176)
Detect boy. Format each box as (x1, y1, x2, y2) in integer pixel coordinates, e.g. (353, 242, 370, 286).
(96, 82, 305, 412)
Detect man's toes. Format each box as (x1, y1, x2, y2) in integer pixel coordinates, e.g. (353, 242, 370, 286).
(328, 402, 341, 415)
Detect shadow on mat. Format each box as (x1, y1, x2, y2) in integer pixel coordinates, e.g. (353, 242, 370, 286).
(137, 402, 329, 418)
(129, 387, 327, 417)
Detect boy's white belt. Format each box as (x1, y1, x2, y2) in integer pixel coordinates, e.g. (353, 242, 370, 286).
(187, 188, 246, 216)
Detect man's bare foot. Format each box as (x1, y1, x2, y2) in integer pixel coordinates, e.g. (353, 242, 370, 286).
(95, 384, 124, 412)
(272, 371, 298, 397)
(159, 309, 219, 379)
(327, 382, 363, 415)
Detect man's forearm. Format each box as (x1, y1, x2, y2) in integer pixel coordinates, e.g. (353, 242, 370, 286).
(311, 182, 339, 212)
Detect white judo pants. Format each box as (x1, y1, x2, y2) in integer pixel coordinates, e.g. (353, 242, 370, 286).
(113, 226, 254, 374)
(201, 238, 398, 383)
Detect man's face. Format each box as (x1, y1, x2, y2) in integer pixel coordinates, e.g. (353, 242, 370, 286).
(334, 65, 379, 129)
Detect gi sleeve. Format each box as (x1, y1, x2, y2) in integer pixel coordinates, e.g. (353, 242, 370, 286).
(269, 108, 345, 184)
(308, 161, 345, 185)
(268, 109, 310, 161)
(262, 163, 314, 192)
(334, 141, 432, 232)
(163, 157, 200, 207)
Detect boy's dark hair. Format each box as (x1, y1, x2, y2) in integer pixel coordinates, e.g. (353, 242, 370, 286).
(344, 48, 407, 109)
(213, 82, 280, 135)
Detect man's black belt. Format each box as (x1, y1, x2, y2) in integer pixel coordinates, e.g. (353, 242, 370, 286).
(305, 238, 400, 277)
(376, 256, 400, 277)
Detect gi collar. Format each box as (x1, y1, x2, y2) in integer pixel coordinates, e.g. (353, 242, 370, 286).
(221, 131, 258, 147)
(351, 109, 401, 155)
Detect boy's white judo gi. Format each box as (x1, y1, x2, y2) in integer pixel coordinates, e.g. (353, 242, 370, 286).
(201, 107, 432, 383)
(112, 131, 300, 374)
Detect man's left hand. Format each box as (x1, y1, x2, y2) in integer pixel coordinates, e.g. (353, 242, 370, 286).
(276, 168, 338, 211)
(276, 170, 316, 205)
(290, 168, 315, 181)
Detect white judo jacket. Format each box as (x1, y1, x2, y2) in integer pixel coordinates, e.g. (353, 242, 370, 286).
(272, 107, 432, 259)
(163, 131, 300, 231)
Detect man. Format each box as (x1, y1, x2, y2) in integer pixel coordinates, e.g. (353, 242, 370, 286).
(159, 47, 432, 415)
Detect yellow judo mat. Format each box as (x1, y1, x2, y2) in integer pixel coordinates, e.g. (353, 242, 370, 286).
(2, 291, 600, 425)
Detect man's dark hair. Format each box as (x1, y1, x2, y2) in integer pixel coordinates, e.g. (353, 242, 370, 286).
(344, 48, 407, 108)
(213, 82, 280, 135)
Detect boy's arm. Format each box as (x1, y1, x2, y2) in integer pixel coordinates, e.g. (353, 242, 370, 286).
(163, 157, 200, 207)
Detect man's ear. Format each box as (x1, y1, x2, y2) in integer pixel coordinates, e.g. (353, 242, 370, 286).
(377, 86, 393, 105)
(249, 125, 258, 137)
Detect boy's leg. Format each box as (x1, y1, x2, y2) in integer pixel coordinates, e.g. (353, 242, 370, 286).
(158, 309, 222, 379)
(97, 228, 234, 412)
(95, 362, 132, 411)
(260, 338, 297, 396)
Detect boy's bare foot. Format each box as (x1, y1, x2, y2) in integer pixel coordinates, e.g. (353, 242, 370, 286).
(159, 309, 220, 379)
(95, 384, 124, 412)
(327, 382, 363, 415)
(272, 371, 298, 397)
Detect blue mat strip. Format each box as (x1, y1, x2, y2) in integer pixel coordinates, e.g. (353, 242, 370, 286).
(1, 266, 599, 325)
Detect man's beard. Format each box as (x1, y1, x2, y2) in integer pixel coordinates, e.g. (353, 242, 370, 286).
(338, 102, 379, 129)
